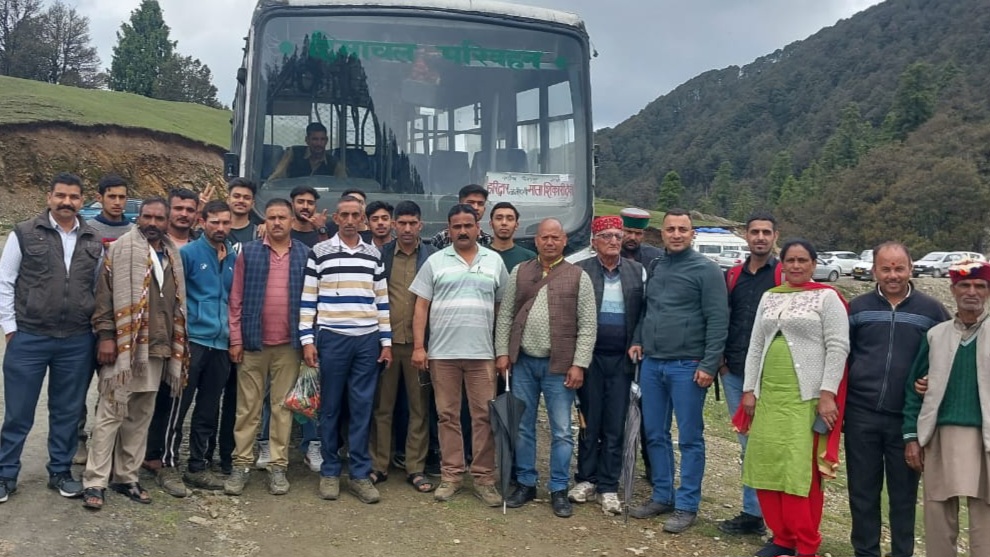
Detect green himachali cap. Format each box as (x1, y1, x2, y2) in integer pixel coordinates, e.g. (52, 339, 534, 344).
(620, 207, 651, 229)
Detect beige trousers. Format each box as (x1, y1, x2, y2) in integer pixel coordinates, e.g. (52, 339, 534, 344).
(370, 343, 430, 474)
(924, 496, 990, 557)
(232, 344, 300, 469)
(82, 359, 162, 488)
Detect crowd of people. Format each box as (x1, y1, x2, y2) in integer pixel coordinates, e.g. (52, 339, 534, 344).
(0, 171, 987, 557)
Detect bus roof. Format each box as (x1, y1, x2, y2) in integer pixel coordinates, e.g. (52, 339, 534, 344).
(257, 0, 586, 30)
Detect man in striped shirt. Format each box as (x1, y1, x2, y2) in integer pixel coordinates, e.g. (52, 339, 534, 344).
(300, 195, 392, 505)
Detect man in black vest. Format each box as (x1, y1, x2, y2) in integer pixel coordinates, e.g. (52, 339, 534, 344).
(570, 216, 644, 516)
(270, 122, 345, 179)
(495, 218, 597, 518)
(620, 207, 663, 266)
(225, 198, 309, 496)
(0, 173, 102, 503)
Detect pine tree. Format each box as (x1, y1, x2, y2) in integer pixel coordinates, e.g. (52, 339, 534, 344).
(109, 0, 174, 97)
(711, 161, 733, 216)
(656, 171, 684, 212)
(730, 185, 757, 222)
(766, 150, 793, 206)
(884, 62, 938, 140)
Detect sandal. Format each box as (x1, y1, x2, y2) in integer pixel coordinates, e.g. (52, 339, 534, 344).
(82, 487, 105, 510)
(407, 472, 436, 493)
(110, 482, 152, 504)
(369, 470, 388, 485)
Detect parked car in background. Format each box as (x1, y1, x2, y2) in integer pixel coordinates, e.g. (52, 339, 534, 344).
(820, 251, 860, 275)
(693, 228, 749, 262)
(913, 251, 986, 278)
(814, 258, 842, 282)
(852, 249, 874, 281)
(79, 199, 142, 223)
(717, 249, 750, 270)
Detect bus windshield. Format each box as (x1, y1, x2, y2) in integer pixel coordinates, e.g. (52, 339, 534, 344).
(248, 12, 590, 239)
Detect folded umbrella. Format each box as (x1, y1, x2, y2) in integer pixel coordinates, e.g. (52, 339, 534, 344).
(620, 360, 643, 523)
(488, 371, 526, 514)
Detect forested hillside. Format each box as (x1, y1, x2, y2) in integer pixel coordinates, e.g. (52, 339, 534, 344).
(595, 0, 990, 253)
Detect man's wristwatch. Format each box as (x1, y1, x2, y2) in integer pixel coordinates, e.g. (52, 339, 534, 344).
(317, 226, 328, 235)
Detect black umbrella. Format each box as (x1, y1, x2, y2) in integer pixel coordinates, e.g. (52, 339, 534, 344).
(620, 361, 643, 522)
(489, 371, 526, 514)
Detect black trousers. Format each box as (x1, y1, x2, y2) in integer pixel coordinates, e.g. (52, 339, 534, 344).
(205, 363, 238, 468)
(151, 343, 230, 471)
(575, 352, 632, 493)
(844, 404, 920, 557)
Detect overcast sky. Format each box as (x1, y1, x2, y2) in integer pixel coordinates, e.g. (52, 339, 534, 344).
(77, 0, 882, 128)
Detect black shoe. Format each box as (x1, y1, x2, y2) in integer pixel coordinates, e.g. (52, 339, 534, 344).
(425, 450, 441, 477)
(550, 489, 572, 518)
(719, 512, 767, 535)
(48, 472, 83, 498)
(0, 478, 16, 503)
(754, 539, 796, 557)
(505, 484, 537, 508)
(629, 499, 675, 519)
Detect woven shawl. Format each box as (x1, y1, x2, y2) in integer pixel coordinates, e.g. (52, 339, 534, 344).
(99, 228, 189, 413)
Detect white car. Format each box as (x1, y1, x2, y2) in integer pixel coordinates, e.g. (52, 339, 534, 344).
(913, 251, 987, 278)
(717, 250, 750, 270)
(851, 249, 874, 281)
(820, 251, 859, 275)
(813, 259, 842, 283)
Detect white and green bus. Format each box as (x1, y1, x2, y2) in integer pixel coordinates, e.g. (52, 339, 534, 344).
(225, 0, 595, 247)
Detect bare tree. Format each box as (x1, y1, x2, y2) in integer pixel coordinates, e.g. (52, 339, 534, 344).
(0, 0, 44, 76)
(40, 1, 103, 87)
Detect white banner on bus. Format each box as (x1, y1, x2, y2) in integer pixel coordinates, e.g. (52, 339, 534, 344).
(484, 172, 574, 203)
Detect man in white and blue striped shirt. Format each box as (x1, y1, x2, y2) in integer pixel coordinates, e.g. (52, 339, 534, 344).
(300, 195, 392, 505)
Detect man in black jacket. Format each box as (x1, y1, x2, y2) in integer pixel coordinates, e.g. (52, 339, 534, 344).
(569, 216, 644, 516)
(846, 241, 950, 557)
(718, 212, 780, 537)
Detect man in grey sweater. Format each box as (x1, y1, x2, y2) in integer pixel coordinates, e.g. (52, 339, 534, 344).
(628, 208, 728, 534)
(74, 174, 134, 465)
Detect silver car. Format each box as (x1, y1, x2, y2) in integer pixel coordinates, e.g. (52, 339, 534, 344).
(813, 259, 842, 282)
(717, 250, 750, 270)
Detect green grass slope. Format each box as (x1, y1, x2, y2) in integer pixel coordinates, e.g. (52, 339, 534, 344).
(0, 76, 231, 147)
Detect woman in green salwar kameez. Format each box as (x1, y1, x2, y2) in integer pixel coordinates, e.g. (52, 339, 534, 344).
(738, 239, 850, 557)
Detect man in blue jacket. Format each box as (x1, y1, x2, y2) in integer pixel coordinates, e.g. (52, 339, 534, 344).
(628, 208, 728, 534)
(151, 200, 236, 496)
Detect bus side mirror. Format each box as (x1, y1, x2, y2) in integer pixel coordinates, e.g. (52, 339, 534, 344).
(593, 143, 600, 170)
(224, 153, 240, 179)
(236, 67, 247, 86)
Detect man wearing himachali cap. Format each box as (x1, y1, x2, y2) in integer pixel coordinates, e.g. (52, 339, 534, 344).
(568, 216, 645, 515)
(619, 207, 664, 267)
(903, 258, 990, 556)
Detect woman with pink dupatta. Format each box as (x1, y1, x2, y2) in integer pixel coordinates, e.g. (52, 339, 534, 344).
(736, 239, 850, 557)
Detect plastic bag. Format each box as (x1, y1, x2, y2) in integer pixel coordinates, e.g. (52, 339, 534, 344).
(284, 364, 320, 420)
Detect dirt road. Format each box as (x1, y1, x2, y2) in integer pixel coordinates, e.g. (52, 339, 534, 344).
(0, 270, 942, 557)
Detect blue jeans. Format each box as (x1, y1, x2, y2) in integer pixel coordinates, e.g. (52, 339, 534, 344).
(0, 331, 94, 480)
(317, 330, 379, 479)
(640, 357, 707, 513)
(720, 371, 762, 518)
(512, 354, 576, 493)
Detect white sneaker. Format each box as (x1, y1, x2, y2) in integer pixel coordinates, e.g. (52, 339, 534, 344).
(304, 442, 323, 473)
(567, 481, 597, 503)
(600, 492, 622, 515)
(255, 440, 271, 470)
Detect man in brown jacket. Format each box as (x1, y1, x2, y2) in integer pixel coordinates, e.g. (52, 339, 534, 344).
(81, 198, 188, 509)
(495, 218, 597, 518)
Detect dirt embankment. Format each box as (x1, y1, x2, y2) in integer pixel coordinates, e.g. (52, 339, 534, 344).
(0, 122, 225, 226)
